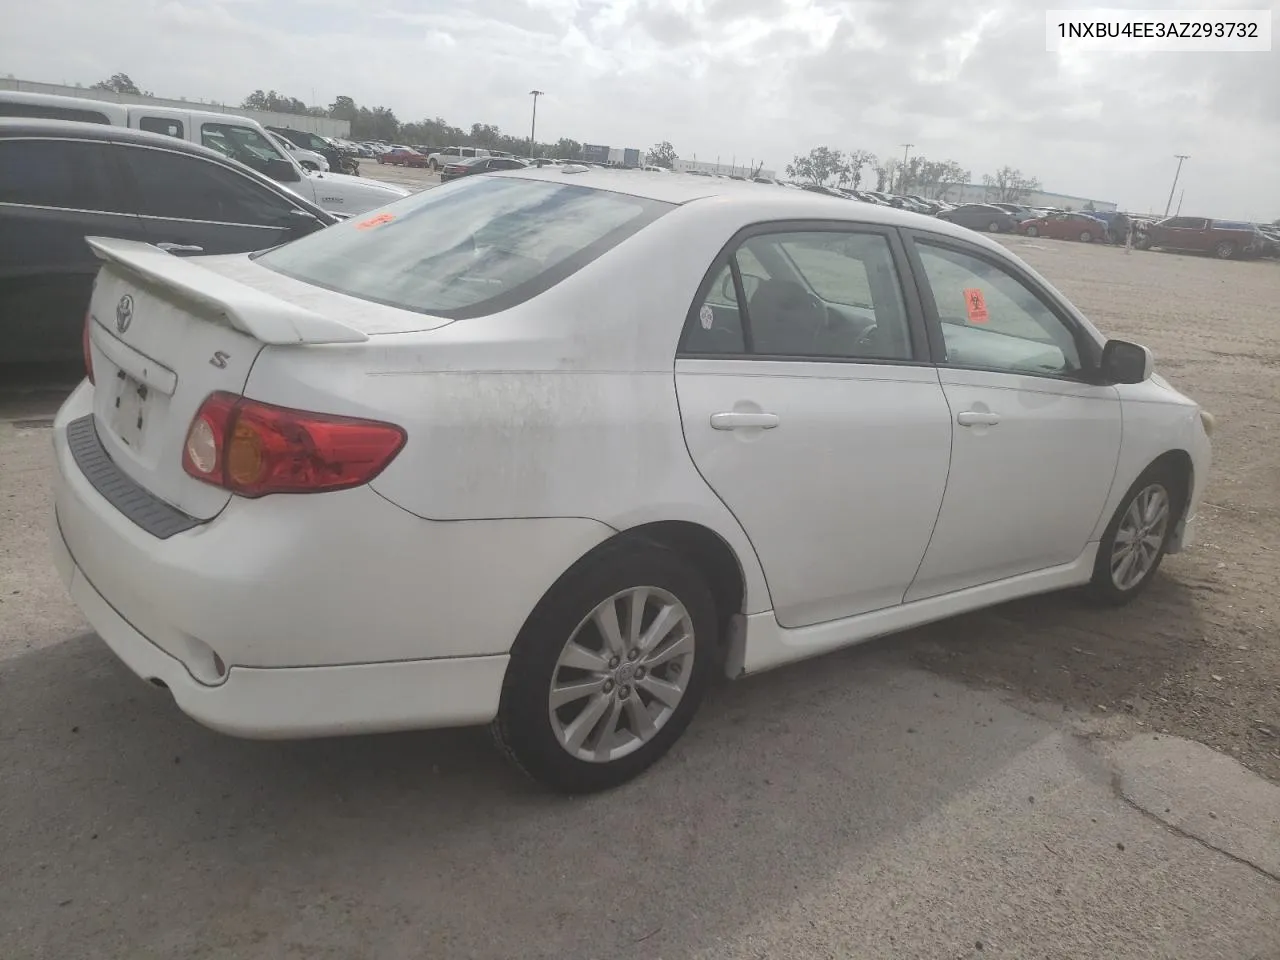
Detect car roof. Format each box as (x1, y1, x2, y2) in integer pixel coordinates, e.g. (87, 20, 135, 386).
(484, 166, 1007, 246)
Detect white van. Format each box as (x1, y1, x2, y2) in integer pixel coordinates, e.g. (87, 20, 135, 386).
(0, 91, 408, 216)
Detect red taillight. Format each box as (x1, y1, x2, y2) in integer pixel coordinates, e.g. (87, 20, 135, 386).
(181, 391, 406, 497)
(83, 312, 95, 385)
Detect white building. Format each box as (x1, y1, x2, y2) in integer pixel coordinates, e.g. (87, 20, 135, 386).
(674, 158, 777, 179)
(932, 182, 1117, 212)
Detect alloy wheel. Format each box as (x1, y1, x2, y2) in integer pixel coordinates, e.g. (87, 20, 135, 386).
(548, 586, 695, 763)
(1110, 483, 1170, 591)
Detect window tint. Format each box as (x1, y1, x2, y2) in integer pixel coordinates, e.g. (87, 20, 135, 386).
(139, 116, 184, 139)
(120, 146, 296, 225)
(916, 242, 1082, 377)
(0, 139, 123, 211)
(256, 175, 672, 318)
(0, 102, 111, 124)
(199, 122, 286, 175)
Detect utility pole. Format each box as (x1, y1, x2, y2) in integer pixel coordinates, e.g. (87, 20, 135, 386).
(528, 90, 544, 157)
(1163, 154, 1188, 217)
(1176, 188, 1185, 215)
(898, 143, 913, 193)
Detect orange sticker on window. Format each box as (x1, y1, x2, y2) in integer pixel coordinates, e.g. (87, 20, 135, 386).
(963, 287, 989, 324)
(355, 212, 395, 230)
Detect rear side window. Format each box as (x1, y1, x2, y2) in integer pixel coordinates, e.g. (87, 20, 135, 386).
(118, 145, 297, 225)
(256, 175, 672, 318)
(0, 139, 124, 212)
(139, 117, 184, 139)
(199, 122, 286, 174)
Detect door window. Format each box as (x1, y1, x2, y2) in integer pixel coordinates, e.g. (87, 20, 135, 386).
(915, 242, 1083, 377)
(0, 139, 124, 212)
(683, 230, 914, 361)
(199, 122, 286, 175)
(119, 145, 297, 226)
(139, 116, 184, 139)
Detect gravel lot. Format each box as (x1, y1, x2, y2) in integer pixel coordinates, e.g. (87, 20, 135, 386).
(909, 236, 1280, 783)
(1, 224, 1278, 958)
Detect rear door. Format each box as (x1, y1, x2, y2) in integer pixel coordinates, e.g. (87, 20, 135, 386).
(116, 143, 296, 256)
(675, 222, 952, 628)
(0, 136, 149, 362)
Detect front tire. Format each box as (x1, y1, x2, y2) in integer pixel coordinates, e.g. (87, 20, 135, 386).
(1024, 225, 1039, 237)
(1079, 230, 1093, 243)
(493, 542, 717, 793)
(987, 221, 1001, 232)
(1214, 240, 1236, 259)
(1089, 463, 1184, 605)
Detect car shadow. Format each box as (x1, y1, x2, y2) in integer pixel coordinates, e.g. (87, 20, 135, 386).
(5, 622, 1055, 959)
(0, 568, 1206, 958)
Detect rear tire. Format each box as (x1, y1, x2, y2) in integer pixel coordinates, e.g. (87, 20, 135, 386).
(1025, 226, 1039, 237)
(1088, 463, 1184, 606)
(492, 541, 717, 793)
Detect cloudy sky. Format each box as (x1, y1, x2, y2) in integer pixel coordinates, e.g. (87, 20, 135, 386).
(2, 0, 1277, 218)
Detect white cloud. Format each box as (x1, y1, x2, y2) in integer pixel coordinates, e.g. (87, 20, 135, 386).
(0, 0, 1276, 218)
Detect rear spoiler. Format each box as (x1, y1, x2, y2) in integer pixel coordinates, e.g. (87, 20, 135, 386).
(86, 237, 368, 345)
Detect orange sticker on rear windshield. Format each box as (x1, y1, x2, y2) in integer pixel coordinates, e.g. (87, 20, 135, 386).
(963, 287, 989, 324)
(355, 212, 395, 230)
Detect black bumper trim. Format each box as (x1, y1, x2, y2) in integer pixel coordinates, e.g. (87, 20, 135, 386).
(66, 414, 203, 540)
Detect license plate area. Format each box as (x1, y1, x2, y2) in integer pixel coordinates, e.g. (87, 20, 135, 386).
(111, 371, 150, 450)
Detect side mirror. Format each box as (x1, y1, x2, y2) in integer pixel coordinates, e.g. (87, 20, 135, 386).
(1099, 339, 1153, 384)
(266, 157, 302, 183)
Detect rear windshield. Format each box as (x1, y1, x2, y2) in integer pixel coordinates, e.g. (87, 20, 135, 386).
(255, 175, 673, 318)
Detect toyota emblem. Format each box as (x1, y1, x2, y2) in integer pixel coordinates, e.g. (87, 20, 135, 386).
(115, 294, 134, 334)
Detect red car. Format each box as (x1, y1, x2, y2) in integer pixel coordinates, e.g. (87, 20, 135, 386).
(439, 155, 530, 182)
(377, 146, 429, 168)
(1019, 211, 1107, 243)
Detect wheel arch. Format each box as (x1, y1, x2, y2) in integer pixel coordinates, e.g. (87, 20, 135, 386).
(1147, 448, 1196, 549)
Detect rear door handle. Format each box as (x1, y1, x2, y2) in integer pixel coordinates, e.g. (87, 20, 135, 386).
(710, 412, 779, 430)
(155, 243, 204, 254)
(956, 410, 1000, 427)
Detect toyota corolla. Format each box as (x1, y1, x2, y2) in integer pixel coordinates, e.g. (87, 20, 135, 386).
(51, 168, 1212, 793)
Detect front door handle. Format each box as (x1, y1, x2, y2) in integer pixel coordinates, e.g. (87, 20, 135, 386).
(956, 410, 1000, 427)
(710, 411, 779, 430)
(155, 243, 204, 254)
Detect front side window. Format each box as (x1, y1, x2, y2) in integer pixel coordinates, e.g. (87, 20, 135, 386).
(120, 145, 296, 225)
(915, 241, 1083, 378)
(256, 175, 672, 318)
(139, 117, 184, 139)
(683, 230, 914, 361)
(0, 139, 122, 212)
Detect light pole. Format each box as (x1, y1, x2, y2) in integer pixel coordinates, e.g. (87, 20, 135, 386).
(528, 90, 544, 157)
(1163, 154, 1188, 217)
(898, 143, 913, 193)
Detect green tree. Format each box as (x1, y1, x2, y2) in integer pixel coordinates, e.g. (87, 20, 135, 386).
(786, 146, 845, 185)
(554, 137, 582, 159)
(328, 96, 357, 123)
(912, 158, 971, 200)
(982, 166, 1041, 203)
(91, 72, 144, 95)
(646, 140, 677, 168)
(838, 149, 876, 189)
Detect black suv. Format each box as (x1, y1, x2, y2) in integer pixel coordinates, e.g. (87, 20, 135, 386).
(0, 119, 336, 364)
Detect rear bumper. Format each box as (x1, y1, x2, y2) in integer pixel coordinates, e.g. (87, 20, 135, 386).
(49, 382, 614, 737)
(51, 517, 506, 738)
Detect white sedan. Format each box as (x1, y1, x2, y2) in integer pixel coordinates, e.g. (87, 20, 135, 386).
(52, 169, 1212, 793)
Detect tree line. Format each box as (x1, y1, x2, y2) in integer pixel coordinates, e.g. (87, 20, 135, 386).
(785, 145, 1042, 204)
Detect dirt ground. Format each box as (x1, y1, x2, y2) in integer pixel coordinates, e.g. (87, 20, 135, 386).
(904, 236, 1280, 782)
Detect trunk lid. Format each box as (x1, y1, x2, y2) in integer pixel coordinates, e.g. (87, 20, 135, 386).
(84, 237, 368, 520)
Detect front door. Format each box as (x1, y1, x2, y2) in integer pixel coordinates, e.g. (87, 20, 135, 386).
(902, 234, 1122, 601)
(675, 224, 952, 628)
(116, 143, 295, 256)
